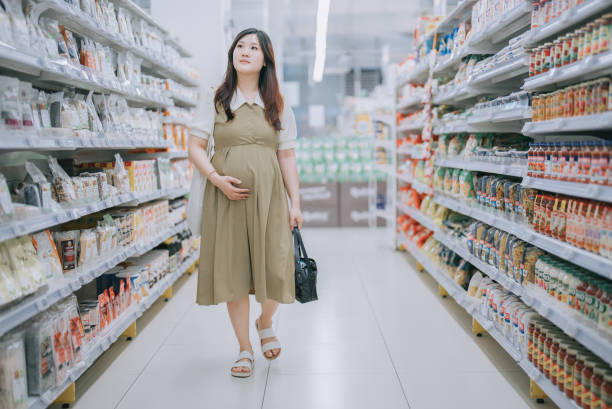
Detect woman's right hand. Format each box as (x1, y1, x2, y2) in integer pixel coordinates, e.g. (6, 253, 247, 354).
(210, 174, 249, 200)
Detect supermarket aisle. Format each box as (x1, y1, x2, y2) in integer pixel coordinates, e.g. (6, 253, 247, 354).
(61, 228, 557, 409)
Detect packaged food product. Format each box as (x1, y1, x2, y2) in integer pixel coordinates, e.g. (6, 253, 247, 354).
(112, 154, 131, 194)
(54, 231, 78, 274)
(31, 230, 62, 281)
(0, 250, 21, 307)
(48, 156, 76, 203)
(1, 237, 46, 295)
(459, 170, 475, 199)
(0, 75, 22, 129)
(51, 304, 71, 384)
(24, 315, 56, 396)
(0, 173, 14, 222)
(0, 330, 27, 409)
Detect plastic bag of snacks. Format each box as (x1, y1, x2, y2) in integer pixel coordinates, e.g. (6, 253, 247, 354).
(0, 173, 14, 222)
(0, 75, 22, 129)
(112, 154, 131, 194)
(1, 237, 46, 295)
(0, 250, 21, 307)
(31, 230, 62, 282)
(54, 230, 79, 275)
(24, 313, 56, 396)
(0, 330, 28, 409)
(48, 156, 76, 204)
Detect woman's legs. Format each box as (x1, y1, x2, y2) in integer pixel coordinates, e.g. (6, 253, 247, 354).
(257, 299, 280, 359)
(227, 295, 253, 373)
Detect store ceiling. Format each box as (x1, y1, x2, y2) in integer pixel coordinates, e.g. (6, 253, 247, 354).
(230, 0, 427, 71)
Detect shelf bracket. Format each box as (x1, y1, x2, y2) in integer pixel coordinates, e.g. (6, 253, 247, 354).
(472, 318, 487, 336)
(438, 284, 449, 298)
(530, 379, 548, 401)
(54, 382, 76, 405)
(186, 262, 197, 275)
(162, 285, 173, 301)
(120, 321, 137, 339)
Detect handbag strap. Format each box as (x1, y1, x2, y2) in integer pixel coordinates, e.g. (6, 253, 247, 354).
(292, 227, 308, 259)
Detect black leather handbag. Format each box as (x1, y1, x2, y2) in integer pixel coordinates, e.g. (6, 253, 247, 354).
(293, 227, 318, 303)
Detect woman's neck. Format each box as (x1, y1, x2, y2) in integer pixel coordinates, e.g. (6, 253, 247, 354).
(237, 73, 259, 103)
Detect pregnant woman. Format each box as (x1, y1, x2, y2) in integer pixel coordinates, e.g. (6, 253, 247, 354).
(188, 28, 303, 378)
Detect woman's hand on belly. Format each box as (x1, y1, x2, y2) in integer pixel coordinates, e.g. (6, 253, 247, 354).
(210, 174, 250, 200)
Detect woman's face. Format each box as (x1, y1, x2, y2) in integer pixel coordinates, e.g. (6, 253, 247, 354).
(233, 33, 265, 75)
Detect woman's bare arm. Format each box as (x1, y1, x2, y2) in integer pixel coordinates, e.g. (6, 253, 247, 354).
(277, 148, 303, 228)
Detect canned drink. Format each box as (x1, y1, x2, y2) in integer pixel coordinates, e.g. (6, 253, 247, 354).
(565, 86, 575, 117)
(572, 29, 581, 63)
(533, 95, 541, 122)
(554, 39, 563, 68)
(578, 84, 587, 116)
(584, 23, 595, 57)
(600, 14, 612, 54)
(543, 43, 552, 72)
(586, 81, 595, 116)
(535, 46, 543, 75)
(593, 19, 602, 55)
(574, 84, 582, 116)
(563, 34, 572, 65)
(601, 78, 610, 113)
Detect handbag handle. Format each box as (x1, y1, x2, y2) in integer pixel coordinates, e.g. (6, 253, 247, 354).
(292, 227, 308, 259)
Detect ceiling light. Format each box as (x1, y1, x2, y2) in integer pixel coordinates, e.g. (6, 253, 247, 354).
(313, 0, 330, 82)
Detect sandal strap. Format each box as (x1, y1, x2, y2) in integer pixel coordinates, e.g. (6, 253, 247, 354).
(258, 327, 276, 339)
(261, 340, 281, 353)
(232, 361, 252, 369)
(237, 350, 254, 362)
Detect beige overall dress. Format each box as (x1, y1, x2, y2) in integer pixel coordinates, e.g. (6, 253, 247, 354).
(196, 103, 295, 305)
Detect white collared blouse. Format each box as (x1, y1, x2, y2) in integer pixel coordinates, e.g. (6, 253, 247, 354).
(190, 87, 297, 151)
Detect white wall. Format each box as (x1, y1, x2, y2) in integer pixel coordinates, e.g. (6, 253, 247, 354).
(151, 0, 227, 90)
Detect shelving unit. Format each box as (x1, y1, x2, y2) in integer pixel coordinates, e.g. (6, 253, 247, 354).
(26, 249, 199, 409)
(394, 0, 612, 406)
(0, 2, 200, 407)
(434, 156, 525, 177)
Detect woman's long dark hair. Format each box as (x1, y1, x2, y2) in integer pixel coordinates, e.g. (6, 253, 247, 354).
(215, 28, 284, 131)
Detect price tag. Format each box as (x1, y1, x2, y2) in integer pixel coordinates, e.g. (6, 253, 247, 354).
(60, 286, 71, 297)
(36, 297, 49, 311)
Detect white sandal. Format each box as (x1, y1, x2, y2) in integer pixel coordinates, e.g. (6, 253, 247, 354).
(231, 350, 254, 378)
(255, 319, 281, 360)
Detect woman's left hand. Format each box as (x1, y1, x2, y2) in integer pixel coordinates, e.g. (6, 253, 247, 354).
(289, 207, 304, 230)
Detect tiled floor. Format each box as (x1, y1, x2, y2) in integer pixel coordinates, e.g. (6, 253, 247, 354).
(56, 228, 559, 409)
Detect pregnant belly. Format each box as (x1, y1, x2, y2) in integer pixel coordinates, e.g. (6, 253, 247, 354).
(211, 145, 277, 191)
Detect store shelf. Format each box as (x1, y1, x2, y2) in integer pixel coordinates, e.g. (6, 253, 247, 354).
(397, 143, 429, 159)
(0, 132, 172, 151)
(433, 52, 465, 76)
(522, 112, 612, 135)
(397, 121, 425, 133)
(397, 202, 438, 233)
(33, 0, 198, 88)
(396, 95, 425, 113)
(0, 187, 189, 244)
(468, 107, 531, 132)
(522, 176, 612, 203)
(375, 164, 395, 177)
(517, 359, 582, 409)
(435, 156, 525, 177)
(433, 119, 469, 134)
(170, 93, 199, 108)
(521, 287, 612, 366)
(437, 0, 478, 33)
(524, 0, 612, 48)
(401, 232, 585, 409)
(399, 60, 430, 86)
(396, 172, 413, 184)
(26, 248, 199, 409)
(464, 1, 532, 55)
(0, 44, 173, 109)
(434, 192, 612, 279)
(523, 51, 612, 92)
(113, 0, 169, 35)
(434, 229, 524, 297)
(433, 84, 483, 106)
(469, 56, 529, 87)
(0, 220, 188, 339)
(412, 180, 433, 195)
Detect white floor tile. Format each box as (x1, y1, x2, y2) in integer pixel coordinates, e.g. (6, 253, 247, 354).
(262, 371, 408, 409)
